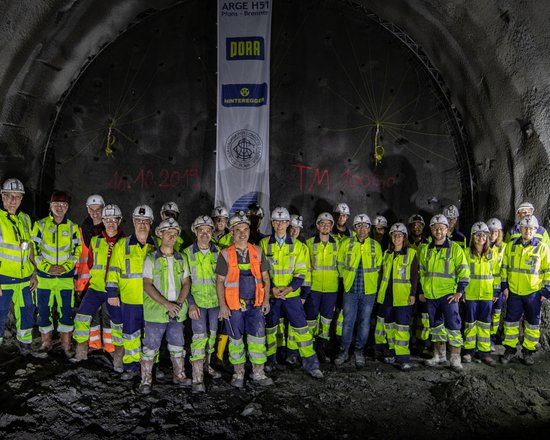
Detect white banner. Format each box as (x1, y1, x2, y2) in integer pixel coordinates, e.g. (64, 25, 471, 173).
(216, 0, 272, 230)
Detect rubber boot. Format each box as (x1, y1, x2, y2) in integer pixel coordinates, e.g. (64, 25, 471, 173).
(59, 332, 75, 358)
(192, 360, 206, 394)
(205, 353, 222, 379)
(112, 345, 124, 373)
(38, 332, 53, 354)
(316, 339, 329, 364)
(172, 356, 192, 387)
(449, 346, 463, 372)
(70, 341, 89, 362)
(139, 359, 154, 395)
(231, 363, 245, 388)
(251, 363, 274, 386)
(425, 342, 446, 367)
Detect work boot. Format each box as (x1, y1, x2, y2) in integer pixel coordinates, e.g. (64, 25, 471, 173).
(139, 359, 154, 395)
(400, 363, 412, 372)
(251, 364, 274, 386)
(264, 358, 278, 373)
(71, 341, 89, 362)
(354, 351, 366, 368)
(192, 360, 206, 393)
(383, 356, 395, 364)
(38, 332, 53, 354)
(334, 348, 349, 366)
(500, 349, 515, 364)
(18, 341, 31, 357)
(205, 353, 222, 379)
(308, 368, 324, 379)
(462, 353, 472, 363)
(231, 363, 245, 388)
(481, 355, 497, 367)
(112, 346, 124, 373)
(316, 339, 329, 364)
(425, 342, 446, 367)
(449, 347, 463, 372)
(59, 332, 75, 358)
(171, 356, 192, 387)
(522, 351, 535, 366)
(121, 370, 138, 381)
(154, 365, 165, 380)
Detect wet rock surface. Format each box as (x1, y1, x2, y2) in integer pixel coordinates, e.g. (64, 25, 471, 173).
(2, 340, 550, 439)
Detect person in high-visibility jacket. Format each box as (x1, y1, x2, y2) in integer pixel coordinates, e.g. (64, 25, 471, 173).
(335, 213, 383, 367)
(304, 212, 339, 363)
(462, 222, 501, 367)
(183, 215, 222, 394)
(374, 223, 418, 371)
(505, 201, 550, 245)
(139, 218, 192, 394)
(419, 214, 470, 372)
(260, 207, 323, 379)
(216, 212, 273, 388)
(76, 194, 113, 353)
(0, 178, 44, 357)
(106, 205, 156, 378)
(443, 205, 467, 249)
(500, 215, 550, 366)
(72, 204, 125, 367)
(211, 206, 232, 249)
(487, 217, 506, 350)
(32, 191, 82, 357)
(408, 214, 431, 354)
(155, 202, 185, 252)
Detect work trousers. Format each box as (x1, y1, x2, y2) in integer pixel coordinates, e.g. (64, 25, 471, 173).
(142, 320, 185, 361)
(374, 303, 413, 363)
(0, 279, 35, 344)
(36, 276, 74, 333)
(190, 306, 219, 362)
(503, 291, 542, 352)
(426, 295, 463, 347)
(226, 303, 266, 365)
(463, 299, 492, 356)
(121, 303, 143, 372)
(304, 291, 338, 340)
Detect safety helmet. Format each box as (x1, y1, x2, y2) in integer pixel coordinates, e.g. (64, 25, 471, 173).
(290, 214, 304, 229)
(86, 194, 104, 207)
(229, 211, 251, 229)
(519, 215, 539, 229)
(191, 215, 215, 234)
(1, 178, 25, 194)
(211, 206, 229, 219)
(389, 223, 408, 236)
(161, 201, 179, 215)
(430, 214, 449, 227)
(353, 213, 372, 227)
(316, 212, 334, 226)
(132, 205, 154, 222)
(333, 203, 351, 216)
(443, 204, 460, 219)
(247, 203, 265, 218)
(471, 222, 490, 235)
(408, 214, 425, 226)
(155, 218, 181, 237)
(486, 218, 503, 231)
(102, 204, 122, 219)
(516, 201, 535, 214)
(50, 190, 70, 205)
(373, 216, 388, 228)
(271, 207, 290, 222)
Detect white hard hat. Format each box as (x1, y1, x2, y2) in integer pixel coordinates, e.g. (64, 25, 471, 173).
(290, 214, 304, 229)
(516, 202, 535, 214)
(161, 201, 179, 214)
(471, 222, 490, 235)
(211, 206, 229, 219)
(430, 214, 449, 227)
(353, 213, 371, 227)
(191, 215, 215, 234)
(316, 212, 334, 226)
(519, 215, 539, 229)
(133, 205, 154, 222)
(271, 207, 290, 222)
(443, 204, 460, 219)
(373, 216, 388, 228)
(155, 218, 181, 237)
(486, 218, 503, 231)
(247, 203, 265, 218)
(408, 214, 425, 226)
(102, 204, 122, 219)
(229, 211, 251, 228)
(334, 203, 351, 216)
(86, 194, 104, 207)
(389, 223, 408, 236)
(1, 178, 25, 194)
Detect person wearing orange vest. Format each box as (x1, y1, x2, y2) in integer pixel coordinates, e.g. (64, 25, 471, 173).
(75, 194, 114, 353)
(216, 211, 273, 388)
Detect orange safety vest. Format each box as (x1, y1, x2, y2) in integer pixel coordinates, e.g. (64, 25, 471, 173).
(224, 243, 265, 310)
(75, 226, 91, 291)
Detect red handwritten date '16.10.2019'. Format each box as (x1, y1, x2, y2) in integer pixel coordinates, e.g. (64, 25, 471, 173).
(110, 168, 201, 192)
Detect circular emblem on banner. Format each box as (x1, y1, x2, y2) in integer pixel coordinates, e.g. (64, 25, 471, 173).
(225, 129, 263, 169)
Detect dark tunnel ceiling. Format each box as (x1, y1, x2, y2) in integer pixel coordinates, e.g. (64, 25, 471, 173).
(44, 0, 473, 232)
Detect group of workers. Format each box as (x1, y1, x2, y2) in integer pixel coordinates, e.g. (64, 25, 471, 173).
(1, 176, 549, 395)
